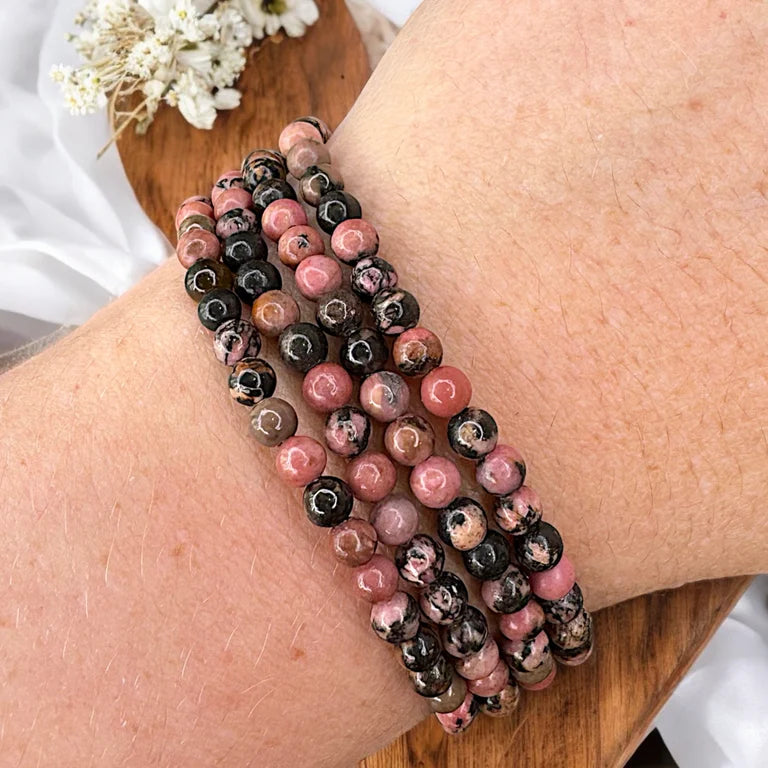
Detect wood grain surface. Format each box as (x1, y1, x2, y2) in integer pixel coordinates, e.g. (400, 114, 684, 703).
(120, 2, 753, 765)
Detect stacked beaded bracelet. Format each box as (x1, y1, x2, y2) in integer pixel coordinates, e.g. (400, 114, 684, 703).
(175, 116, 594, 734)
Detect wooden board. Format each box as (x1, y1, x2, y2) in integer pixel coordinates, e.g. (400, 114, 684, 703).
(120, 3, 753, 765)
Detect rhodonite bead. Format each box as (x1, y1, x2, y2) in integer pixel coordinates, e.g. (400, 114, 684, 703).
(324, 406, 371, 458)
(529, 554, 576, 601)
(316, 190, 362, 234)
(279, 322, 328, 372)
(215, 207, 259, 239)
(540, 582, 584, 624)
(400, 625, 441, 672)
(499, 600, 546, 641)
(435, 692, 480, 735)
(395, 534, 444, 586)
(286, 138, 331, 179)
(477, 444, 526, 497)
(177, 213, 215, 238)
(330, 517, 377, 567)
(552, 634, 593, 667)
(213, 319, 261, 364)
(421, 366, 472, 419)
(494, 484, 541, 536)
(251, 178, 297, 209)
(479, 678, 521, 717)
(410, 653, 453, 697)
(519, 663, 557, 690)
(222, 231, 268, 272)
(213, 187, 253, 218)
(299, 163, 344, 206)
(302, 363, 353, 413)
(347, 451, 397, 503)
(370, 591, 420, 643)
(275, 436, 327, 487)
(462, 530, 511, 581)
(392, 327, 443, 377)
(251, 290, 300, 337)
(261, 199, 308, 241)
(437, 497, 488, 552)
(352, 553, 399, 603)
(249, 397, 298, 447)
(303, 475, 354, 527)
(241, 148, 287, 189)
(176, 196, 214, 228)
(316, 289, 363, 337)
(448, 407, 498, 460)
(467, 658, 509, 697)
(228, 358, 277, 405)
(547, 609, 593, 654)
(514, 521, 564, 572)
(176, 227, 220, 268)
(277, 224, 325, 269)
(501, 629, 552, 676)
(371, 288, 420, 335)
(429, 675, 468, 714)
(370, 494, 419, 546)
(444, 606, 488, 659)
(350, 256, 398, 301)
(279, 116, 331, 155)
(481, 564, 531, 614)
(330, 218, 379, 264)
(184, 258, 232, 301)
(410, 456, 462, 509)
(211, 170, 245, 205)
(420, 571, 469, 625)
(359, 371, 410, 423)
(295, 255, 343, 300)
(339, 328, 389, 377)
(384, 414, 435, 467)
(197, 288, 241, 331)
(455, 637, 500, 681)
(234, 260, 282, 305)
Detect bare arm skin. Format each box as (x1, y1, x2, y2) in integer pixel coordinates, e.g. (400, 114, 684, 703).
(1, 0, 766, 765)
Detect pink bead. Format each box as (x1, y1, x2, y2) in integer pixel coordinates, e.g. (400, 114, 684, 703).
(213, 187, 253, 218)
(175, 196, 213, 229)
(359, 371, 410, 423)
(286, 138, 331, 179)
(352, 553, 399, 603)
(435, 691, 479, 735)
(295, 255, 343, 300)
(176, 227, 220, 268)
(261, 199, 308, 241)
(384, 414, 435, 466)
(302, 363, 353, 413)
(277, 225, 325, 268)
(499, 601, 546, 641)
(274, 436, 327, 487)
(330, 218, 379, 264)
(476, 444, 526, 496)
(410, 456, 462, 509)
(330, 517, 378, 567)
(529, 555, 576, 601)
(278, 119, 329, 156)
(520, 665, 557, 691)
(370, 494, 420, 546)
(347, 451, 397, 503)
(467, 658, 509, 697)
(420, 366, 472, 418)
(455, 638, 500, 681)
(211, 170, 245, 206)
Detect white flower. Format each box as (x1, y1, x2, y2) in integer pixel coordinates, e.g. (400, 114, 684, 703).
(216, 4, 253, 47)
(176, 40, 216, 75)
(214, 87, 241, 110)
(235, 0, 319, 39)
(210, 42, 247, 88)
(173, 69, 218, 129)
(52, 66, 108, 116)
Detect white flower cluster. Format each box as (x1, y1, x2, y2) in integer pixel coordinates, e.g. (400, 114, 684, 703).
(51, 0, 319, 141)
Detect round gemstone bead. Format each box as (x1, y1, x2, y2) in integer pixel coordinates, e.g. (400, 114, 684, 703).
(435, 692, 480, 735)
(400, 625, 441, 672)
(370, 591, 420, 644)
(514, 521, 564, 572)
(251, 290, 300, 338)
(241, 149, 286, 189)
(359, 371, 410, 423)
(420, 571, 469, 625)
(437, 497, 488, 552)
(347, 451, 397, 503)
(421, 366, 472, 419)
(369, 494, 419, 546)
(302, 363, 353, 413)
(213, 319, 261, 365)
(499, 600, 546, 641)
(279, 322, 328, 373)
(316, 190, 362, 234)
(462, 530, 511, 581)
(222, 231, 268, 272)
(338, 328, 389, 377)
(251, 178, 296, 209)
(197, 288, 241, 331)
(467, 658, 509, 697)
(479, 678, 521, 717)
(324, 406, 371, 458)
(428, 675, 468, 714)
(176, 228, 220, 268)
(213, 187, 253, 219)
(502, 630, 552, 677)
(215, 207, 259, 239)
(299, 163, 344, 206)
(330, 218, 379, 264)
(444, 606, 488, 658)
(295, 255, 343, 300)
(275, 436, 327, 487)
(176, 196, 213, 228)
(277, 224, 324, 269)
(392, 327, 443, 377)
(384, 414, 435, 467)
(286, 138, 331, 179)
(395, 534, 444, 586)
(211, 170, 244, 205)
(249, 397, 298, 447)
(371, 288, 420, 335)
(352, 553, 399, 603)
(316, 289, 364, 337)
(228, 358, 276, 405)
(455, 637, 500, 681)
(410, 456, 461, 509)
(303, 475, 354, 527)
(234, 260, 282, 305)
(410, 653, 453, 697)
(184, 259, 232, 301)
(177, 213, 215, 239)
(494, 484, 541, 536)
(477, 444, 526, 496)
(519, 663, 557, 690)
(481, 564, 531, 614)
(547, 608, 593, 653)
(552, 633, 593, 667)
(262, 199, 308, 241)
(350, 256, 398, 301)
(448, 407, 498, 460)
(279, 116, 331, 156)
(529, 554, 576, 601)
(540, 582, 584, 624)
(330, 517, 377, 567)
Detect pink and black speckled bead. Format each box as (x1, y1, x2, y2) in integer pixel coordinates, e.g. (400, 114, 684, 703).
(347, 451, 397, 503)
(395, 534, 445, 586)
(529, 554, 576, 601)
(384, 414, 435, 467)
(448, 407, 498, 460)
(553, 635, 593, 667)
(437, 497, 488, 552)
(443, 605, 488, 659)
(277, 224, 325, 269)
(410, 456, 462, 510)
(213, 187, 253, 219)
(316, 289, 364, 338)
(499, 600, 546, 641)
(331, 218, 379, 264)
(278, 116, 331, 156)
(501, 629, 552, 678)
(419, 571, 469, 625)
(241, 148, 287, 190)
(480, 564, 532, 614)
(324, 406, 371, 458)
(371, 288, 420, 336)
(547, 608, 593, 656)
(215, 207, 260, 239)
(370, 591, 420, 644)
(513, 521, 564, 573)
(455, 637, 500, 681)
(262, 199, 308, 242)
(176, 196, 214, 228)
(350, 256, 398, 302)
(370, 494, 420, 547)
(213, 319, 261, 365)
(211, 170, 245, 206)
(330, 517, 378, 567)
(519, 662, 557, 691)
(178, 213, 215, 239)
(228, 358, 277, 406)
(252, 178, 297, 210)
(462, 530, 511, 581)
(479, 677, 521, 718)
(494, 484, 541, 536)
(222, 231, 268, 273)
(476, 444, 526, 496)
(400, 625, 442, 672)
(359, 371, 411, 423)
(392, 327, 443, 378)
(467, 658, 509, 697)
(540, 582, 584, 625)
(435, 692, 480, 735)
(409, 653, 453, 697)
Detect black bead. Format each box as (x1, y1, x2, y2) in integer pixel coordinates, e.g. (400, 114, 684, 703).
(484, 564, 531, 614)
(251, 178, 296, 209)
(316, 288, 364, 337)
(228, 357, 277, 406)
(444, 605, 488, 657)
(197, 288, 241, 331)
(279, 322, 328, 373)
(316, 190, 362, 234)
(223, 231, 268, 272)
(409, 653, 453, 697)
(462, 530, 510, 581)
(513, 521, 563, 573)
(217, 207, 259, 234)
(241, 149, 287, 190)
(447, 407, 499, 460)
(371, 288, 420, 335)
(303, 475, 354, 527)
(400, 625, 442, 672)
(540, 583, 583, 624)
(234, 260, 282, 305)
(184, 259, 233, 302)
(351, 257, 398, 302)
(300, 164, 344, 204)
(420, 571, 469, 625)
(338, 328, 389, 377)
(324, 406, 371, 457)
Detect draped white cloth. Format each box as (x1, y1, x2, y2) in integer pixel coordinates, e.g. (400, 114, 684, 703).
(1, 1, 766, 765)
